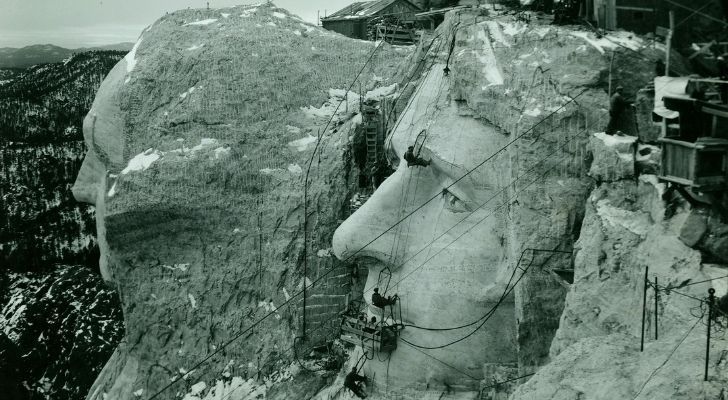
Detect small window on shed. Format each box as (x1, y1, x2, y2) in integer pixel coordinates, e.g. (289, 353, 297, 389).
(634, 11, 644, 20)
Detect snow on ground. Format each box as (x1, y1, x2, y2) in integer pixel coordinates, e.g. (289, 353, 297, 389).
(485, 20, 510, 47)
(475, 28, 504, 87)
(241, 7, 258, 17)
(595, 199, 650, 236)
(523, 107, 542, 117)
(292, 30, 302, 36)
(121, 148, 161, 175)
(190, 138, 218, 152)
(188, 294, 197, 309)
(179, 86, 196, 99)
(531, 26, 551, 38)
(186, 44, 204, 51)
(272, 11, 286, 19)
(182, 377, 266, 400)
(301, 88, 360, 119)
(266, 21, 277, 27)
(570, 31, 645, 54)
(286, 125, 301, 134)
(214, 146, 231, 159)
(162, 263, 190, 272)
(133, 389, 143, 397)
(639, 174, 666, 197)
(287, 164, 302, 174)
(124, 37, 143, 83)
(500, 21, 527, 36)
(593, 131, 637, 147)
(365, 83, 398, 101)
(221, 13, 230, 18)
(288, 134, 317, 152)
(260, 168, 282, 174)
(107, 181, 118, 197)
(184, 19, 218, 26)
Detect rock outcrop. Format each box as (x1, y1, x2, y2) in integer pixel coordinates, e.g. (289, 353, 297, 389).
(72, 4, 411, 399)
(328, 5, 668, 399)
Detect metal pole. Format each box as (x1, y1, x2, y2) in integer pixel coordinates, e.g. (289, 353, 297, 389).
(303, 180, 308, 339)
(705, 288, 715, 381)
(258, 211, 263, 297)
(666, 11, 674, 76)
(654, 276, 658, 340)
(608, 50, 615, 97)
(641, 266, 649, 352)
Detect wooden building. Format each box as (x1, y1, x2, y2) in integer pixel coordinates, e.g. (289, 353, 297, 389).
(657, 83, 728, 193)
(587, 0, 656, 33)
(321, 0, 422, 41)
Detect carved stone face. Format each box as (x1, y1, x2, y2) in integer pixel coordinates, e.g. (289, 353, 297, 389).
(332, 65, 517, 392)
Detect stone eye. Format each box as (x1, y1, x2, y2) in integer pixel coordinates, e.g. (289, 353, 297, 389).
(442, 188, 470, 213)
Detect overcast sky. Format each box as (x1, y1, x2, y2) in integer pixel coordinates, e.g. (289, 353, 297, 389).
(0, 0, 359, 48)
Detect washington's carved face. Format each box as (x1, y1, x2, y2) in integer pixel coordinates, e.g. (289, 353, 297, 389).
(332, 65, 517, 391)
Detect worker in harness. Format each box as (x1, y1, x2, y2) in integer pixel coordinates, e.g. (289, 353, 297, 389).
(344, 367, 368, 398)
(403, 145, 430, 167)
(372, 287, 398, 308)
(605, 86, 632, 135)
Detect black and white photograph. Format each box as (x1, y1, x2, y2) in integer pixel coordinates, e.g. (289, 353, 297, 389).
(1, 0, 728, 399)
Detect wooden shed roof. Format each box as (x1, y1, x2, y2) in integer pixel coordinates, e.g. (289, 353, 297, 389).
(323, 0, 421, 21)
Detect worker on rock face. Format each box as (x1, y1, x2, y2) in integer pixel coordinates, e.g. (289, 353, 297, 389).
(372, 287, 397, 308)
(344, 367, 368, 398)
(606, 86, 631, 135)
(403, 146, 430, 167)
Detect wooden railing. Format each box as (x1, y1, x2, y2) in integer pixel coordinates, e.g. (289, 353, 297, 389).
(659, 137, 728, 190)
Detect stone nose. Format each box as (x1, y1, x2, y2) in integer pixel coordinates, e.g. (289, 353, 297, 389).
(72, 149, 105, 206)
(332, 165, 411, 263)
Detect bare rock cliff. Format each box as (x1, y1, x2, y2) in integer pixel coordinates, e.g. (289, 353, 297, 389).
(72, 4, 410, 399)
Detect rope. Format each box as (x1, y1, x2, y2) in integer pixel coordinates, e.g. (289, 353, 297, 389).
(399, 242, 563, 350)
(665, 275, 728, 290)
(149, 24, 594, 398)
(399, 339, 480, 380)
(631, 316, 701, 400)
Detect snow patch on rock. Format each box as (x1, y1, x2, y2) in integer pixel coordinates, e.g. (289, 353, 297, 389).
(186, 44, 204, 51)
(184, 19, 218, 26)
(595, 199, 649, 236)
(287, 163, 302, 174)
(121, 148, 161, 175)
(288, 134, 317, 152)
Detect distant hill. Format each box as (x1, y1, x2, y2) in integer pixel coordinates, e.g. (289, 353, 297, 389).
(0, 42, 134, 68)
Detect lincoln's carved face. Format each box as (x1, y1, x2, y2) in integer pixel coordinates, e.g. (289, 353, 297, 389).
(332, 65, 517, 392)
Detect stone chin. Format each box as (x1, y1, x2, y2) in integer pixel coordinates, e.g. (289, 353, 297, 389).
(72, 59, 128, 283)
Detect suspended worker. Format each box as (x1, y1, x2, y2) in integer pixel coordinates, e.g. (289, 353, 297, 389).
(403, 145, 430, 167)
(344, 367, 368, 399)
(606, 86, 631, 135)
(372, 287, 397, 308)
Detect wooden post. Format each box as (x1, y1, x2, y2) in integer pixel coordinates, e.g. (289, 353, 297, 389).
(640, 266, 649, 352)
(654, 276, 658, 340)
(705, 288, 715, 381)
(666, 11, 674, 77)
(608, 50, 615, 97)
